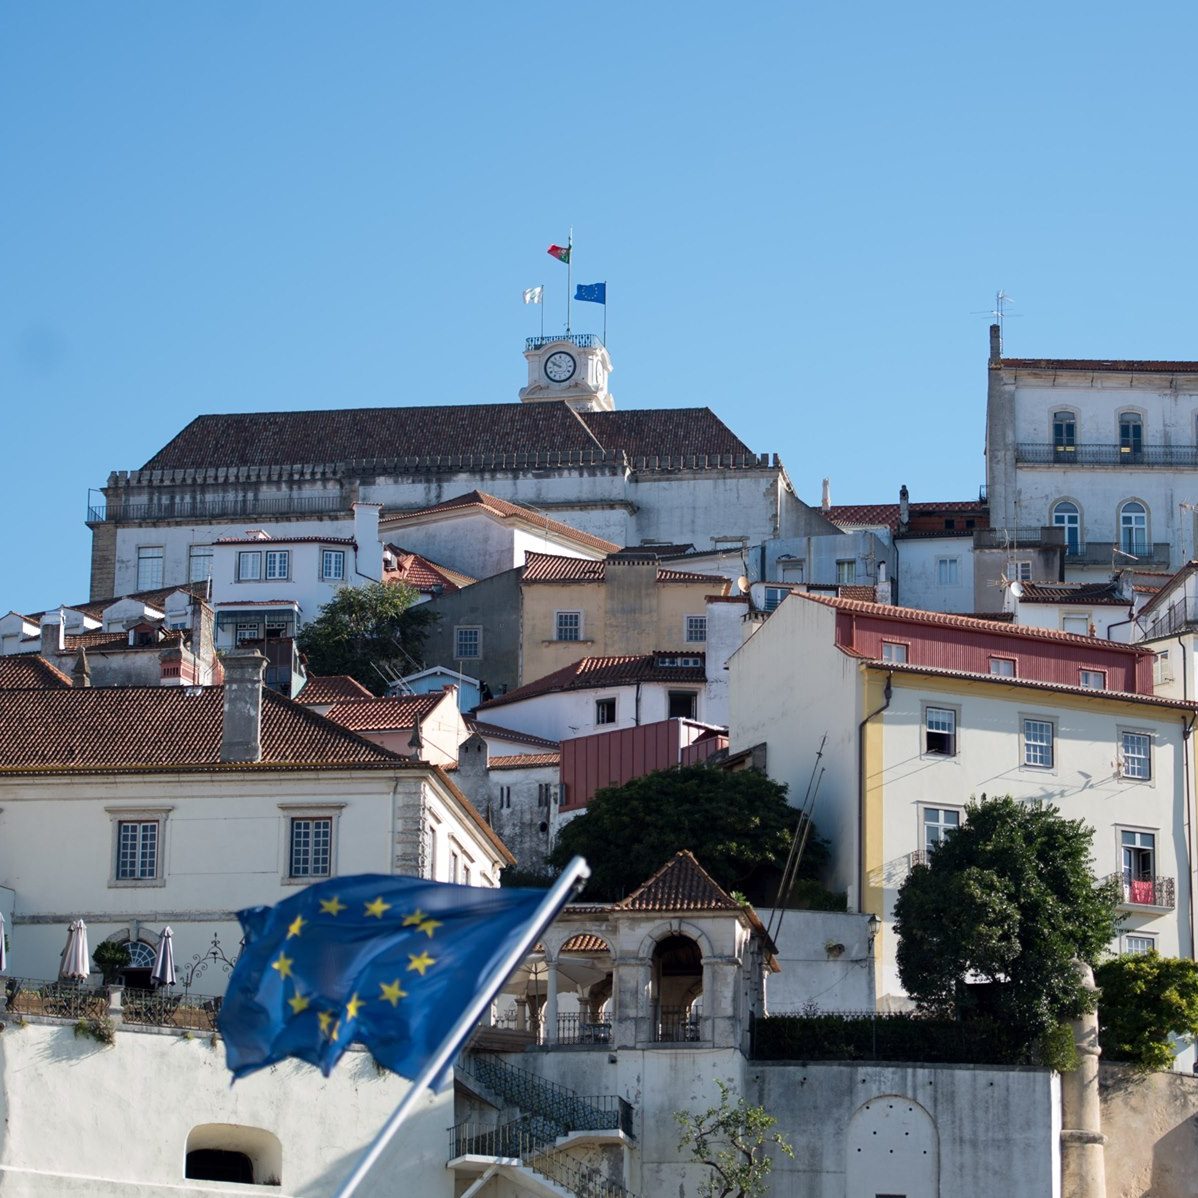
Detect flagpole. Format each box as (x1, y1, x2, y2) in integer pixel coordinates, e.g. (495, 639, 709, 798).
(540, 283, 544, 338)
(566, 227, 573, 334)
(331, 857, 592, 1198)
(603, 283, 607, 346)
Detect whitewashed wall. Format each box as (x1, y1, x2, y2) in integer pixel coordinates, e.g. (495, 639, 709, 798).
(897, 535, 976, 612)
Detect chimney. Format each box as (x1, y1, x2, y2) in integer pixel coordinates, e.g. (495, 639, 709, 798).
(353, 503, 384, 581)
(898, 485, 910, 531)
(989, 322, 1002, 364)
(821, 478, 831, 512)
(876, 561, 893, 605)
(407, 714, 424, 759)
(221, 649, 267, 763)
(40, 609, 65, 656)
(72, 646, 91, 688)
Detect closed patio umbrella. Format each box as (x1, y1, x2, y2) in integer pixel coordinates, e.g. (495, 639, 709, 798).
(151, 927, 176, 988)
(60, 920, 91, 982)
(0, 910, 7, 974)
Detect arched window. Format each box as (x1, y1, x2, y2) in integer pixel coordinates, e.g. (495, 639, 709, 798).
(126, 941, 155, 968)
(652, 934, 702, 1042)
(1120, 501, 1148, 556)
(1119, 412, 1143, 459)
(1053, 410, 1076, 460)
(185, 1125, 281, 1188)
(1051, 501, 1081, 557)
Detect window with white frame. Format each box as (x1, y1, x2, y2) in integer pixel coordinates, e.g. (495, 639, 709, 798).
(1121, 731, 1152, 780)
(668, 690, 698, 719)
(1119, 500, 1148, 556)
(235, 621, 261, 645)
(1052, 500, 1082, 556)
(936, 557, 960, 586)
(237, 551, 262, 581)
(1119, 412, 1144, 457)
(1022, 718, 1054, 768)
(1053, 410, 1077, 456)
(555, 610, 582, 641)
(836, 559, 855, 585)
(881, 641, 908, 663)
(989, 656, 1016, 677)
(136, 546, 164, 590)
(922, 806, 961, 853)
(1062, 614, 1090, 636)
(1079, 669, 1106, 690)
(763, 586, 788, 612)
(264, 613, 290, 639)
(924, 707, 956, 756)
(780, 559, 805, 582)
(116, 820, 159, 880)
(685, 615, 707, 643)
(1124, 933, 1157, 955)
(289, 817, 332, 878)
(188, 545, 213, 583)
(1012, 560, 1032, 581)
(321, 549, 346, 581)
(595, 697, 616, 725)
(454, 626, 481, 659)
(1121, 829, 1156, 893)
(450, 849, 460, 883)
(265, 549, 290, 580)
(1155, 650, 1173, 685)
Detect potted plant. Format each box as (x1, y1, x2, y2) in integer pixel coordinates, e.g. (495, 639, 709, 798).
(92, 941, 131, 985)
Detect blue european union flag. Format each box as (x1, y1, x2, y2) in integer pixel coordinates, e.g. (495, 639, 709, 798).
(574, 282, 606, 305)
(218, 874, 551, 1081)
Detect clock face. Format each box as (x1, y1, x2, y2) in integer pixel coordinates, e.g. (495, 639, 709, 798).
(544, 350, 577, 383)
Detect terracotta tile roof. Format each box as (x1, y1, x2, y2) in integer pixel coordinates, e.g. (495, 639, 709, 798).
(825, 500, 986, 533)
(800, 592, 1154, 655)
(294, 675, 375, 705)
(0, 686, 406, 772)
(490, 752, 561, 770)
(140, 404, 753, 470)
(1016, 582, 1131, 607)
(616, 544, 696, 558)
(620, 850, 741, 911)
(62, 631, 128, 650)
(26, 583, 208, 627)
(998, 357, 1198, 373)
(560, 933, 611, 953)
(864, 659, 1198, 711)
(833, 585, 878, 602)
(520, 551, 728, 588)
(464, 719, 560, 750)
(214, 535, 354, 545)
(0, 656, 73, 689)
(323, 693, 445, 732)
(383, 546, 475, 593)
(381, 491, 619, 556)
(214, 599, 301, 608)
(477, 653, 706, 710)
(707, 594, 750, 604)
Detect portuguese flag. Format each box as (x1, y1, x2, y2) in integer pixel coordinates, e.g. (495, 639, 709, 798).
(547, 243, 571, 264)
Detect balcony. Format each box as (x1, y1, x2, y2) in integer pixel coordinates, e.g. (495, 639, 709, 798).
(1105, 873, 1176, 911)
(525, 332, 603, 351)
(86, 492, 345, 525)
(1015, 443, 1198, 468)
(1143, 596, 1198, 640)
(1064, 541, 1172, 567)
(655, 1006, 701, 1043)
(973, 526, 1065, 551)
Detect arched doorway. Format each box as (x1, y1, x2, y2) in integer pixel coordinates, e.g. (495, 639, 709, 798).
(652, 934, 702, 1042)
(845, 1095, 938, 1196)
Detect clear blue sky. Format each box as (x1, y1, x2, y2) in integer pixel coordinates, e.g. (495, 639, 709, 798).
(3, 2, 1197, 614)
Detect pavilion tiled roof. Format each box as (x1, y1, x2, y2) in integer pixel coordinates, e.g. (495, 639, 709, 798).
(620, 850, 742, 912)
(0, 686, 406, 772)
(0, 656, 73, 689)
(295, 675, 374, 705)
(477, 653, 706, 710)
(141, 404, 754, 470)
(561, 933, 611, 953)
(520, 551, 728, 587)
(464, 719, 560, 750)
(381, 491, 619, 556)
(323, 693, 445, 732)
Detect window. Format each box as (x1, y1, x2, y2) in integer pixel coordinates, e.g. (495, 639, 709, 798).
(1052, 500, 1082, 556)
(188, 546, 213, 583)
(780, 559, 805, 582)
(685, 615, 707, 643)
(657, 654, 703, 667)
(881, 641, 908, 663)
(289, 818, 332, 878)
(264, 613, 290, 640)
(936, 557, 960, 586)
(1119, 411, 1144, 458)
(555, 610, 582, 641)
(763, 586, 788, 612)
(116, 821, 159, 880)
(668, 690, 698, 719)
(924, 707, 956, 756)
(1155, 650, 1173, 685)
(1053, 410, 1077, 459)
(265, 550, 290, 580)
(923, 807, 961, 853)
(537, 783, 556, 807)
(136, 546, 164, 590)
(1079, 669, 1106, 690)
(1121, 731, 1151, 780)
(836, 559, 855, 585)
(595, 697, 616, 725)
(237, 551, 262, 581)
(1124, 934, 1157, 955)
(1062, 614, 1090, 636)
(454, 626, 481, 659)
(450, 850, 460, 883)
(498, 786, 512, 810)
(235, 621, 261, 645)
(1012, 560, 1032, 581)
(321, 549, 345, 581)
(1119, 501, 1148, 556)
(989, 656, 1016, 677)
(1121, 830, 1156, 904)
(1023, 718, 1054, 768)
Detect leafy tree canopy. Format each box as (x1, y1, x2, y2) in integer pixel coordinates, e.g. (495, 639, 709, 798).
(296, 582, 437, 696)
(1095, 952, 1198, 1072)
(546, 765, 821, 903)
(893, 795, 1119, 1057)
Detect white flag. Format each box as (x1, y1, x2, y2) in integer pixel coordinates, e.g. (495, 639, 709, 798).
(522, 286, 543, 304)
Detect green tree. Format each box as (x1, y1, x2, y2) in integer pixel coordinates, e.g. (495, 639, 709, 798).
(546, 765, 823, 903)
(675, 1079, 794, 1198)
(296, 582, 437, 695)
(893, 796, 1119, 1062)
(1095, 952, 1198, 1072)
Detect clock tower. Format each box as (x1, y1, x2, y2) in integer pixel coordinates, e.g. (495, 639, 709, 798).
(519, 333, 614, 412)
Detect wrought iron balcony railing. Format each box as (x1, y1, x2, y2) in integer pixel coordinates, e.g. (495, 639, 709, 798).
(973, 526, 1065, 551)
(120, 988, 222, 1032)
(1143, 597, 1198, 641)
(656, 1006, 701, 1043)
(1015, 443, 1198, 467)
(1061, 540, 1172, 567)
(2, 977, 107, 1020)
(1104, 873, 1176, 910)
(86, 492, 345, 525)
(525, 332, 603, 351)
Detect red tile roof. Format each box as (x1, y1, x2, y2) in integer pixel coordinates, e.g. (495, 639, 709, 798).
(560, 933, 612, 953)
(141, 404, 753, 470)
(214, 535, 354, 545)
(490, 752, 561, 770)
(825, 501, 987, 533)
(520, 551, 728, 588)
(1016, 582, 1131, 607)
(479, 653, 706, 710)
(464, 719, 560, 750)
(832, 585, 878, 602)
(383, 546, 475, 594)
(25, 584, 209, 627)
(0, 686, 406, 772)
(0, 656, 73, 689)
(294, 675, 375, 705)
(999, 357, 1198, 373)
(620, 850, 741, 911)
(62, 631, 128, 650)
(323, 693, 445, 732)
(381, 491, 619, 556)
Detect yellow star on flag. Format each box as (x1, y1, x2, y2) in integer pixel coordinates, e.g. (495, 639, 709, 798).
(408, 951, 436, 976)
(286, 914, 306, 939)
(319, 896, 347, 917)
(318, 1010, 335, 1036)
(345, 994, 366, 1021)
(287, 991, 310, 1015)
(379, 979, 407, 1007)
(365, 896, 392, 918)
(417, 916, 442, 938)
(402, 909, 427, 927)
(271, 953, 294, 980)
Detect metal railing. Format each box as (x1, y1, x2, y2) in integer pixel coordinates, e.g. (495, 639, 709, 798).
(120, 988, 222, 1031)
(973, 526, 1065, 550)
(655, 1007, 701, 1043)
(525, 333, 603, 351)
(1143, 597, 1198, 641)
(1015, 443, 1198, 467)
(1105, 873, 1176, 910)
(1064, 540, 1172, 566)
(557, 1012, 612, 1045)
(3, 978, 108, 1020)
(86, 493, 345, 524)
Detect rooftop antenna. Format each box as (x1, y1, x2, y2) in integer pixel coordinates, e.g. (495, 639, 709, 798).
(973, 289, 1017, 355)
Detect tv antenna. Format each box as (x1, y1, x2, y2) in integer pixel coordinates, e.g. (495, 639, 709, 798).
(973, 289, 1018, 352)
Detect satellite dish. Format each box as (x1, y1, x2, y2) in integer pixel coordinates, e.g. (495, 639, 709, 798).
(1009, 581, 1024, 600)
(736, 575, 750, 595)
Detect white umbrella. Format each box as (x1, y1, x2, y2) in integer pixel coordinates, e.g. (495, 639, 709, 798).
(151, 927, 176, 988)
(60, 920, 91, 982)
(0, 910, 7, 974)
